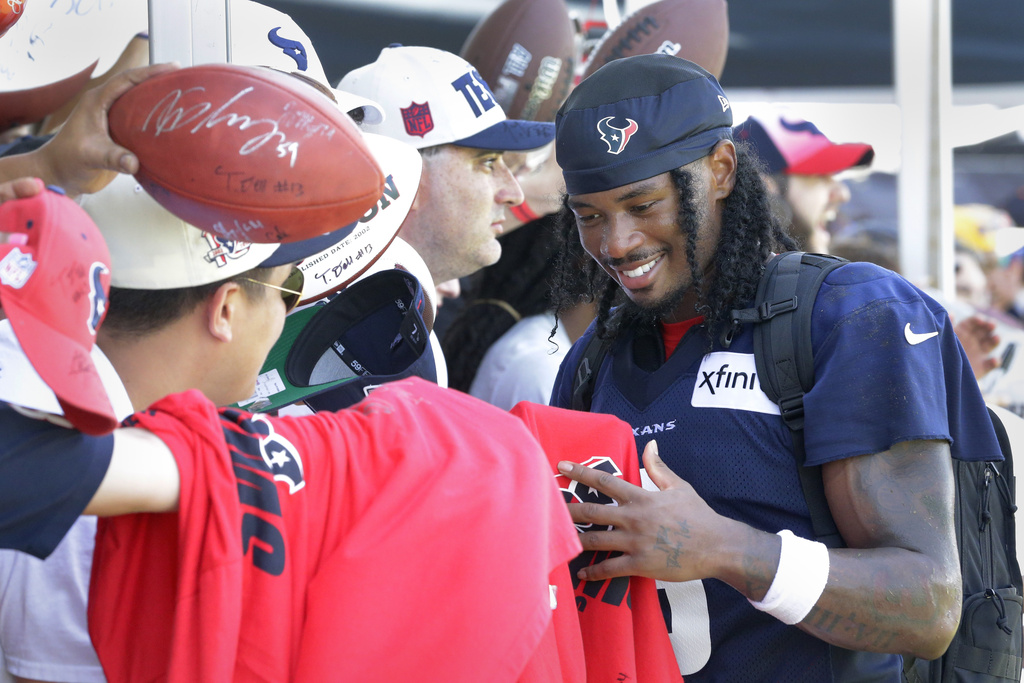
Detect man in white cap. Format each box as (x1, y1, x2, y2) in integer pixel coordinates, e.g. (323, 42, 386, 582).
(340, 45, 555, 288)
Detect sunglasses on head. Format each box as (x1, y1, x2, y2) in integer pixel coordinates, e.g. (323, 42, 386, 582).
(240, 265, 305, 313)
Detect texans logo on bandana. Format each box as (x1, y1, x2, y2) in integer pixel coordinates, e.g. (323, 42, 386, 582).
(597, 116, 638, 155)
(401, 102, 434, 138)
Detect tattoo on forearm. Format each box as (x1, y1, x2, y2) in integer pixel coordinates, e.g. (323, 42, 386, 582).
(806, 606, 900, 649)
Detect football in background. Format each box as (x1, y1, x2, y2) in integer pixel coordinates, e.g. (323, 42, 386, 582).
(461, 0, 577, 122)
(108, 64, 384, 243)
(582, 0, 729, 80)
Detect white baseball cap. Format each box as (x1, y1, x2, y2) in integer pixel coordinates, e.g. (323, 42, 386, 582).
(340, 45, 554, 151)
(78, 174, 352, 289)
(229, 0, 383, 125)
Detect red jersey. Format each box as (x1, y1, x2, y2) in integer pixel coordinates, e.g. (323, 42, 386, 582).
(88, 379, 582, 682)
(510, 402, 680, 682)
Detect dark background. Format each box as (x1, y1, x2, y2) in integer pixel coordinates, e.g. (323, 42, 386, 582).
(262, 0, 1023, 88)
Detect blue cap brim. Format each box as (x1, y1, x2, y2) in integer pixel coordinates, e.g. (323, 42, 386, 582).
(234, 269, 436, 413)
(455, 119, 554, 151)
(258, 220, 357, 268)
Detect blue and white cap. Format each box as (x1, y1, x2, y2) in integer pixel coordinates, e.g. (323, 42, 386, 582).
(555, 54, 734, 195)
(340, 45, 554, 152)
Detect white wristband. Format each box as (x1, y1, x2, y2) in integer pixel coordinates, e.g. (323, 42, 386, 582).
(748, 529, 830, 625)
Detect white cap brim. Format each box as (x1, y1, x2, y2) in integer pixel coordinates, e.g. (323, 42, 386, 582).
(333, 87, 385, 126)
(297, 132, 422, 302)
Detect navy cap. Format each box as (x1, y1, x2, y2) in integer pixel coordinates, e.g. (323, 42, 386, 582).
(237, 269, 436, 413)
(555, 54, 733, 195)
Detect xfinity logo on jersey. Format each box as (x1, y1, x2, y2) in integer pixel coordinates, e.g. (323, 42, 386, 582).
(691, 351, 780, 415)
(203, 233, 252, 267)
(267, 26, 308, 72)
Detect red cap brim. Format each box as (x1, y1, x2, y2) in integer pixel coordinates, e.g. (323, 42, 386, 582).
(3, 297, 117, 435)
(785, 142, 874, 176)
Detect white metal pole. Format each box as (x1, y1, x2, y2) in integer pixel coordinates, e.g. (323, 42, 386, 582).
(148, 0, 230, 66)
(894, 0, 954, 298)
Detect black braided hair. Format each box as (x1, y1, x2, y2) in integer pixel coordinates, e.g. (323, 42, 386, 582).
(442, 215, 565, 393)
(550, 142, 796, 344)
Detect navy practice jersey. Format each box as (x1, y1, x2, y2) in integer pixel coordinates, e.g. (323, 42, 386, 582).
(0, 403, 113, 559)
(551, 262, 1002, 682)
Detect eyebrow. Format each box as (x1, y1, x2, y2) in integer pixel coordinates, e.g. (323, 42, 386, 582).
(568, 181, 661, 210)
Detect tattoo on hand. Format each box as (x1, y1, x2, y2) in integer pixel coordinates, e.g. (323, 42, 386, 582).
(654, 521, 690, 569)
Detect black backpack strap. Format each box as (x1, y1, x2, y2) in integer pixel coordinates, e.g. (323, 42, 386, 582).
(731, 252, 848, 547)
(571, 332, 613, 412)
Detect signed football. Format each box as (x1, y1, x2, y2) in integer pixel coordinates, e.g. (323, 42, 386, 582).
(108, 64, 384, 243)
(582, 0, 729, 80)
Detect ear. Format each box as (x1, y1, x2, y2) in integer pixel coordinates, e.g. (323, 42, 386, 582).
(708, 140, 737, 200)
(205, 281, 244, 344)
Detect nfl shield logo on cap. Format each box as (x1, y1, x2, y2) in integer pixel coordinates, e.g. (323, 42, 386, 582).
(401, 102, 434, 138)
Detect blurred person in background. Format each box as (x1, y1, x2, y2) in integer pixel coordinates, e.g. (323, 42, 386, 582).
(734, 113, 873, 253)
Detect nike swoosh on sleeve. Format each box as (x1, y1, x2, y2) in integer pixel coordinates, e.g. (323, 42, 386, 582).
(904, 323, 939, 345)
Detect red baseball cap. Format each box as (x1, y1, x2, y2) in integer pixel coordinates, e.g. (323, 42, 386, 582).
(734, 115, 874, 176)
(0, 185, 118, 435)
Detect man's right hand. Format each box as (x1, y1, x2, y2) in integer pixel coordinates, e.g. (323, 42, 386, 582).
(0, 62, 180, 197)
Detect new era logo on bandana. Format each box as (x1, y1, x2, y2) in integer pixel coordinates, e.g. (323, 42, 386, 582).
(598, 116, 639, 155)
(267, 27, 308, 72)
(401, 102, 434, 138)
(0, 248, 37, 289)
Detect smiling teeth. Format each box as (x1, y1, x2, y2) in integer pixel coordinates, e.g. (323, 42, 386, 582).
(622, 257, 661, 279)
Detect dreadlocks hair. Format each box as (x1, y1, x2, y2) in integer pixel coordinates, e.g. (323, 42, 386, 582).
(549, 141, 797, 345)
(441, 215, 565, 393)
